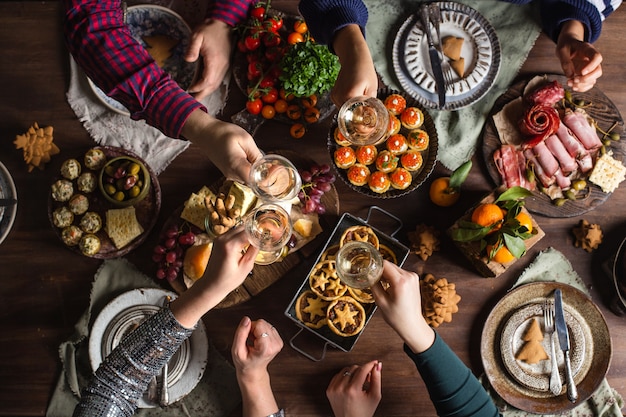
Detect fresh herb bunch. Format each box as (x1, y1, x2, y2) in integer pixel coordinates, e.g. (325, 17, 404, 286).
(279, 40, 340, 97)
(450, 187, 535, 260)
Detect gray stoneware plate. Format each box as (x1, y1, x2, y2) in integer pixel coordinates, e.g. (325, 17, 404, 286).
(0, 161, 17, 245)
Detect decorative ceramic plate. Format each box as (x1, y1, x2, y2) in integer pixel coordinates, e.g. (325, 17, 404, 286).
(88, 5, 198, 116)
(392, 1, 500, 110)
(47, 146, 161, 259)
(327, 88, 438, 198)
(482, 74, 626, 217)
(0, 161, 17, 245)
(481, 282, 611, 414)
(89, 288, 208, 408)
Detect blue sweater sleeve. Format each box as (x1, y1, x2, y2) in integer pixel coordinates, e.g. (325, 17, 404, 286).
(403, 333, 500, 417)
(298, 0, 368, 46)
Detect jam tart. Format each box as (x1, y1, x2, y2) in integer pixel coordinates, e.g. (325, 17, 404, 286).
(327, 296, 366, 337)
(295, 290, 330, 329)
(378, 244, 398, 264)
(340, 225, 380, 250)
(320, 244, 340, 262)
(309, 260, 348, 300)
(347, 287, 375, 304)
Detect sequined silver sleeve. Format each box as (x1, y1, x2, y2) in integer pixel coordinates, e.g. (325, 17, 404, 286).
(73, 307, 194, 417)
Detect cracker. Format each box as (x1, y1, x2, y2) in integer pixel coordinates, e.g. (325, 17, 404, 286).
(588, 152, 626, 193)
(105, 206, 144, 249)
(180, 186, 216, 229)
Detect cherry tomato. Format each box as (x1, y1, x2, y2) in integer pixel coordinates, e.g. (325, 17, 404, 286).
(262, 87, 279, 104)
(237, 39, 247, 53)
(263, 32, 282, 47)
(259, 75, 277, 88)
(265, 16, 283, 33)
(293, 20, 308, 34)
(250, 6, 265, 20)
(264, 46, 283, 63)
(301, 94, 317, 108)
(279, 88, 295, 101)
(261, 104, 276, 119)
(287, 32, 305, 45)
(244, 35, 260, 51)
(246, 98, 263, 115)
(274, 99, 288, 113)
(304, 107, 321, 124)
(286, 104, 302, 120)
(290, 123, 306, 139)
(247, 61, 263, 79)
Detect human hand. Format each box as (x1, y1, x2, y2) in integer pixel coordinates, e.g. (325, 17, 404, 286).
(371, 261, 434, 354)
(556, 21, 603, 92)
(326, 360, 382, 417)
(185, 19, 233, 100)
(232, 317, 283, 382)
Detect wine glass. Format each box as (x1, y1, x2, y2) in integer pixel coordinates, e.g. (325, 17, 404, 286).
(335, 241, 384, 289)
(248, 154, 302, 202)
(244, 203, 292, 265)
(337, 96, 389, 146)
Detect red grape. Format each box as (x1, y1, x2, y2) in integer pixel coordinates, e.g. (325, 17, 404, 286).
(165, 251, 177, 264)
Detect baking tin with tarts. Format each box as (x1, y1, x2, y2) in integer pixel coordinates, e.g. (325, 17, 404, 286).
(284, 206, 410, 361)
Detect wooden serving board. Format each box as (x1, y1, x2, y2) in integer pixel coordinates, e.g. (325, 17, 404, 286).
(482, 74, 626, 218)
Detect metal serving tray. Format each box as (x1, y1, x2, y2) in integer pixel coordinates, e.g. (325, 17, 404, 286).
(284, 206, 410, 361)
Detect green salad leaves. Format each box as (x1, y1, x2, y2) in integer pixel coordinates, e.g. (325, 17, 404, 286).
(279, 40, 340, 98)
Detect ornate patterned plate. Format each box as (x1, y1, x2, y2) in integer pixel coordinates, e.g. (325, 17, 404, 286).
(392, 1, 500, 110)
(0, 160, 17, 245)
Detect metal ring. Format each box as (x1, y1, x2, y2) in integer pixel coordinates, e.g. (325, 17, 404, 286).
(261, 332, 269, 338)
(342, 371, 351, 377)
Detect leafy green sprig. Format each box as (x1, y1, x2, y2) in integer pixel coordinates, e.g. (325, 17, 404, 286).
(278, 40, 340, 97)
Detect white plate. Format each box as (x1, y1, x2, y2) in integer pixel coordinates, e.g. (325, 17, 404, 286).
(0, 160, 17, 245)
(392, 1, 500, 110)
(89, 288, 208, 408)
(88, 4, 198, 116)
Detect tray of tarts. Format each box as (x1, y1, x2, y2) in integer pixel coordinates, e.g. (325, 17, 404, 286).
(284, 206, 410, 361)
(328, 88, 438, 198)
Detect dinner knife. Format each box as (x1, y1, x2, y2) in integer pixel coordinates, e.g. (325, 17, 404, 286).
(418, 4, 446, 109)
(0, 198, 17, 207)
(554, 289, 578, 402)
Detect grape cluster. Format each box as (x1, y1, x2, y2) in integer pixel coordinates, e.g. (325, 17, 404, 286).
(152, 223, 199, 282)
(298, 163, 336, 214)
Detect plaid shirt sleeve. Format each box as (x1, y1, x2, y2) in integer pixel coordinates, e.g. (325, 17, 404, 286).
(63, 0, 205, 139)
(210, 0, 256, 27)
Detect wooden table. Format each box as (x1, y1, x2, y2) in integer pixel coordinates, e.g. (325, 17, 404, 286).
(1, 2, 626, 416)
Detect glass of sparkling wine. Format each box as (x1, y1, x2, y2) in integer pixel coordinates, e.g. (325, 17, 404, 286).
(335, 241, 384, 289)
(248, 154, 302, 202)
(337, 96, 389, 146)
(244, 203, 292, 265)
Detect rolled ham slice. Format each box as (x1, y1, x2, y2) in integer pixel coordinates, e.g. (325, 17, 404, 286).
(545, 134, 578, 174)
(555, 123, 594, 173)
(524, 148, 555, 188)
(563, 108, 602, 150)
(532, 141, 560, 177)
(526, 80, 565, 106)
(494, 145, 535, 190)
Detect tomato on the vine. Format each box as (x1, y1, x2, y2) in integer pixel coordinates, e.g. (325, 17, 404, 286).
(274, 99, 288, 113)
(244, 35, 261, 51)
(261, 104, 276, 119)
(293, 20, 308, 34)
(264, 46, 283, 63)
(246, 98, 263, 115)
(287, 32, 305, 45)
(262, 87, 279, 104)
(237, 39, 247, 53)
(259, 75, 277, 88)
(247, 61, 263, 80)
(250, 6, 265, 20)
(263, 32, 282, 47)
(265, 16, 283, 33)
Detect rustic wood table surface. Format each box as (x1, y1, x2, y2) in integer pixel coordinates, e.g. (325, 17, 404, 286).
(1, 1, 626, 416)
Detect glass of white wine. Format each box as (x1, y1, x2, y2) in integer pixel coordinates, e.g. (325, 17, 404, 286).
(248, 154, 302, 202)
(337, 96, 389, 146)
(244, 203, 292, 265)
(335, 241, 384, 289)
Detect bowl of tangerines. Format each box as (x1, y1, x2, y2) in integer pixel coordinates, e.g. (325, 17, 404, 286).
(447, 186, 545, 278)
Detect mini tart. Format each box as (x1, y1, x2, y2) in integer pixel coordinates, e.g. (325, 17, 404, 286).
(347, 163, 370, 187)
(52, 206, 74, 228)
(77, 172, 97, 193)
(383, 94, 407, 115)
(386, 134, 408, 155)
(80, 211, 102, 234)
(378, 244, 398, 264)
(295, 290, 330, 329)
(368, 171, 391, 194)
(387, 113, 401, 137)
(375, 150, 398, 173)
(407, 129, 429, 151)
(51, 179, 74, 202)
(61, 225, 83, 246)
(334, 146, 357, 169)
(356, 145, 378, 165)
(68, 193, 89, 215)
(400, 107, 424, 130)
(61, 158, 81, 180)
(389, 167, 412, 190)
(340, 225, 380, 250)
(309, 260, 348, 300)
(84, 148, 107, 170)
(79, 233, 101, 256)
(401, 150, 423, 172)
(334, 127, 352, 146)
(327, 296, 366, 337)
(348, 287, 375, 304)
(320, 244, 340, 262)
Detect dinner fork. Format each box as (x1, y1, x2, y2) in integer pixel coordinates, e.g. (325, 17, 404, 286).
(428, 4, 454, 86)
(544, 299, 562, 396)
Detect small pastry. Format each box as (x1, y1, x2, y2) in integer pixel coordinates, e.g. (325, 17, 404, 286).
(378, 244, 398, 264)
(79, 211, 103, 234)
(386, 134, 408, 155)
(334, 127, 352, 146)
(348, 287, 375, 304)
(383, 94, 407, 115)
(60, 158, 81, 180)
(347, 163, 370, 186)
(407, 129, 429, 151)
(368, 171, 391, 194)
(61, 225, 83, 247)
(340, 225, 379, 249)
(320, 244, 340, 262)
(76, 172, 97, 193)
(390, 167, 413, 189)
(84, 148, 107, 170)
(79, 233, 101, 256)
(326, 296, 366, 337)
(68, 194, 89, 215)
(309, 260, 347, 301)
(52, 206, 74, 228)
(387, 113, 401, 137)
(375, 150, 398, 173)
(401, 150, 423, 172)
(442, 36, 464, 61)
(295, 290, 329, 329)
(400, 107, 424, 130)
(51, 179, 74, 202)
(334, 146, 357, 169)
(355, 145, 378, 165)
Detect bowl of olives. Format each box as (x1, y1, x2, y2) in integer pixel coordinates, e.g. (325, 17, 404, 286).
(99, 156, 151, 207)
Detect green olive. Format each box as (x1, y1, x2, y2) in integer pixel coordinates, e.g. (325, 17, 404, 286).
(575, 99, 585, 107)
(128, 162, 141, 176)
(554, 198, 567, 207)
(104, 165, 116, 177)
(572, 179, 587, 191)
(564, 90, 572, 103)
(603, 139, 612, 146)
(104, 184, 116, 195)
(611, 132, 621, 141)
(113, 191, 125, 201)
(565, 189, 577, 200)
(128, 185, 141, 198)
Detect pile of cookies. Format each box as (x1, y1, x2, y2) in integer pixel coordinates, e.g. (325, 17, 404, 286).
(295, 225, 396, 337)
(14, 122, 60, 172)
(420, 273, 461, 327)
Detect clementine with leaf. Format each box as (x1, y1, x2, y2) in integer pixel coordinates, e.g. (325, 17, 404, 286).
(471, 203, 504, 232)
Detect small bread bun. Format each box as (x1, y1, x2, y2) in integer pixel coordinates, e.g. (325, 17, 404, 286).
(334, 146, 356, 169)
(347, 163, 370, 186)
(368, 171, 391, 194)
(442, 36, 464, 61)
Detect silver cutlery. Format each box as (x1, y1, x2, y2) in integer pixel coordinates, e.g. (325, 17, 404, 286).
(543, 298, 562, 396)
(418, 4, 446, 109)
(160, 295, 171, 407)
(428, 3, 454, 86)
(554, 289, 578, 403)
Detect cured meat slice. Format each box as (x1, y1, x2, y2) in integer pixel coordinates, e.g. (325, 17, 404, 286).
(563, 108, 602, 150)
(532, 141, 560, 177)
(524, 149, 555, 188)
(545, 134, 578, 174)
(555, 123, 594, 172)
(526, 80, 565, 106)
(519, 104, 561, 148)
(494, 145, 534, 190)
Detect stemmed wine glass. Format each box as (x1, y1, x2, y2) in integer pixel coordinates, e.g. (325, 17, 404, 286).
(248, 154, 302, 202)
(244, 203, 292, 265)
(337, 96, 389, 146)
(335, 241, 384, 289)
